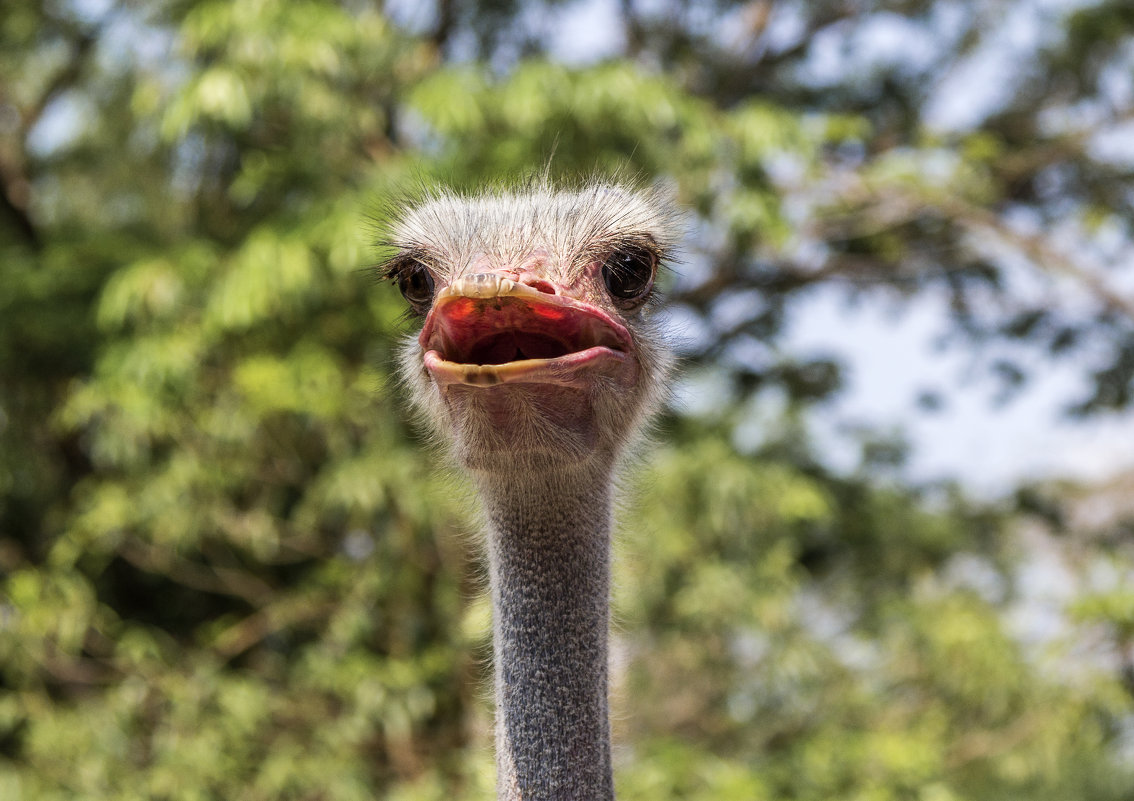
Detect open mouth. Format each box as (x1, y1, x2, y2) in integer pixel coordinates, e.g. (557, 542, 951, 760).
(419, 277, 634, 387)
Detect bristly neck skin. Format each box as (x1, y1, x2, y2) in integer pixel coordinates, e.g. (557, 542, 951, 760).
(476, 461, 616, 801)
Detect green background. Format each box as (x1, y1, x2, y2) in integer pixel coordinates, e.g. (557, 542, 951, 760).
(3, 1, 1134, 799)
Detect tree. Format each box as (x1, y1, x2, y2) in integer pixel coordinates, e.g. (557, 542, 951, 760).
(1, 1, 1132, 799)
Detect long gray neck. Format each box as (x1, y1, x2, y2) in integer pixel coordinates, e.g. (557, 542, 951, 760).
(477, 466, 615, 801)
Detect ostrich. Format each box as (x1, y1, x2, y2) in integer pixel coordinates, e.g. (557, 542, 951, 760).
(382, 180, 677, 800)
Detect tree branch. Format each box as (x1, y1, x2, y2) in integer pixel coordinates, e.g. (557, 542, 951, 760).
(0, 22, 98, 250)
(0, 159, 40, 248)
(829, 174, 1134, 321)
(119, 539, 277, 607)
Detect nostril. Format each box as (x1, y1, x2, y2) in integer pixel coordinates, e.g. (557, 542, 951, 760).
(520, 276, 558, 295)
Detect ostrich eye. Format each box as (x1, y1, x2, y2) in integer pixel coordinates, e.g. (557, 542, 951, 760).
(601, 246, 656, 305)
(397, 263, 435, 310)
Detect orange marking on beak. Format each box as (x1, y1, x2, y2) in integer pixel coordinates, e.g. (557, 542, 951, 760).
(445, 298, 477, 321)
(529, 304, 567, 322)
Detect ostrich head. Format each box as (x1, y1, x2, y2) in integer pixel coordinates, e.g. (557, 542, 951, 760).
(383, 181, 677, 474)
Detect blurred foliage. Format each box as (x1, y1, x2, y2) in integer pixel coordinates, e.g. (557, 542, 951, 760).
(2, 0, 1134, 799)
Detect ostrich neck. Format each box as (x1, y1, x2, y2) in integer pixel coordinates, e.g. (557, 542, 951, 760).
(477, 464, 615, 801)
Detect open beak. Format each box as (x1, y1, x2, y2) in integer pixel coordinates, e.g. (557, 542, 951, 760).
(419, 274, 634, 388)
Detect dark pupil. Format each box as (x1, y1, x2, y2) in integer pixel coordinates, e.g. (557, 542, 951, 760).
(602, 248, 654, 300)
(399, 265, 434, 306)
